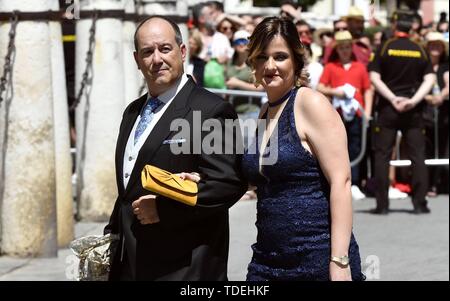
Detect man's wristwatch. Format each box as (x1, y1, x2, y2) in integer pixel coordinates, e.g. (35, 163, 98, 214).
(330, 255, 350, 266)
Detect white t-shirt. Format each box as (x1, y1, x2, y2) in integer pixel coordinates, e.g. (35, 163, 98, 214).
(307, 61, 324, 90)
(199, 31, 234, 61)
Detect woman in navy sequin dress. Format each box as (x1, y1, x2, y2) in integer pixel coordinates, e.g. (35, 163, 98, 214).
(241, 17, 364, 281)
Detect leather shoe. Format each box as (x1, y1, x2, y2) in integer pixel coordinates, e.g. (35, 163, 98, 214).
(369, 208, 389, 215)
(412, 206, 431, 214)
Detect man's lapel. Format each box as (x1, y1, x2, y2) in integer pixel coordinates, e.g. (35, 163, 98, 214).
(116, 94, 147, 196)
(123, 78, 196, 197)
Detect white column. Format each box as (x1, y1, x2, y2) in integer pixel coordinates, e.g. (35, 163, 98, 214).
(310, 0, 333, 18)
(138, 0, 177, 15)
(122, 0, 141, 105)
(334, 0, 352, 18)
(177, 0, 190, 70)
(50, 0, 74, 248)
(0, 0, 57, 257)
(224, 0, 240, 13)
(435, 0, 450, 23)
(0, 0, 6, 253)
(386, 0, 397, 22)
(75, 0, 124, 220)
(354, 0, 371, 21)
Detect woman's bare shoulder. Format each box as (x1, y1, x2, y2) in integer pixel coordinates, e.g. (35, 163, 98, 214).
(295, 87, 334, 115)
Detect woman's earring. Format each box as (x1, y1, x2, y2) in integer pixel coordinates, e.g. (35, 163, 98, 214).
(295, 76, 302, 88)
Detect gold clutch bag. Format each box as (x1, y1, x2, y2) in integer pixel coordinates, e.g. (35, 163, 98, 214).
(141, 165, 198, 206)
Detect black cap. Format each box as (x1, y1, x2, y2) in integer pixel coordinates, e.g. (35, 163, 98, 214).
(392, 9, 415, 32)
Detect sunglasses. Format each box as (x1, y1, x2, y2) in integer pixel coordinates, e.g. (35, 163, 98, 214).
(220, 26, 233, 31)
(334, 27, 348, 32)
(233, 39, 248, 46)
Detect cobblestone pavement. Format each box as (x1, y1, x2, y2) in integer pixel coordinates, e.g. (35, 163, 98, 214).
(0, 195, 448, 281)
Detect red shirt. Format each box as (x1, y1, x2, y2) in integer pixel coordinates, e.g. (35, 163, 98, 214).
(319, 60, 371, 114)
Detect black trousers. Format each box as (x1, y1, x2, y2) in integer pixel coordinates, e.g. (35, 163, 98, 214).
(373, 104, 428, 210)
(119, 250, 135, 281)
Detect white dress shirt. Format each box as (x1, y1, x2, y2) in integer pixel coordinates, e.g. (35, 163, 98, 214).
(122, 74, 189, 189)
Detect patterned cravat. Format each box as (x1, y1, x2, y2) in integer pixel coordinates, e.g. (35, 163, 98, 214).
(134, 97, 163, 144)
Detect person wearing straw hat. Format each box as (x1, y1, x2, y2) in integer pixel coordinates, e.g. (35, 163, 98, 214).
(317, 30, 373, 201)
(423, 31, 449, 197)
(323, 6, 371, 66)
(342, 6, 365, 40)
(368, 10, 436, 215)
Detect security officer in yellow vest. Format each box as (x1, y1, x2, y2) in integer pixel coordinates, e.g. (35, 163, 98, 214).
(368, 10, 436, 215)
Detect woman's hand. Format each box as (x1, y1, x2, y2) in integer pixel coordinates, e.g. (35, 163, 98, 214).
(176, 172, 201, 183)
(329, 262, 352, 281)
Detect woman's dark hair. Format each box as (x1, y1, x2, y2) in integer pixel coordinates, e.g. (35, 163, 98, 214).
(247, 16, 308, 86)
(426, 40, 449, 65)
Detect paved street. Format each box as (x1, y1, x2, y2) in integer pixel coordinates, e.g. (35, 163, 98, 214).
(0, 195, 448, 281)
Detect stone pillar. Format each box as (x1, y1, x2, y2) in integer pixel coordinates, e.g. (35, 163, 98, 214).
(50, 0, 74, 248)
(386, 0, 397, 22)
(0, 0, 6, 254)
(0, 0, 57, 257)
(75, 0, 124, 221)
(176, 0, 190, 69)
(224, 0, 240, 13)
(420, 0, 434, 25)
(122, 0, 141, 105)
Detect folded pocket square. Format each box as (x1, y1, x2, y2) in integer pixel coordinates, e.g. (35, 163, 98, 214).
(162, 138, 186, 145)
(141, 165, 198, 206)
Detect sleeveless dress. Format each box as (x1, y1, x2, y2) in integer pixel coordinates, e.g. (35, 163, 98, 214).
(242, 87, 364, 281)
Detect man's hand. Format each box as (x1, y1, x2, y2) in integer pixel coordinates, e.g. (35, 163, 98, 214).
(391, 96, 410, 112)
(396, 97, 422, 112)
(132, 195, 160, 225)
(401, 99, 417, 112)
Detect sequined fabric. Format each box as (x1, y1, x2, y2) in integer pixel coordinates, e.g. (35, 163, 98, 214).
(70, 233, 119, 281)
(242, 88, 364, 281)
